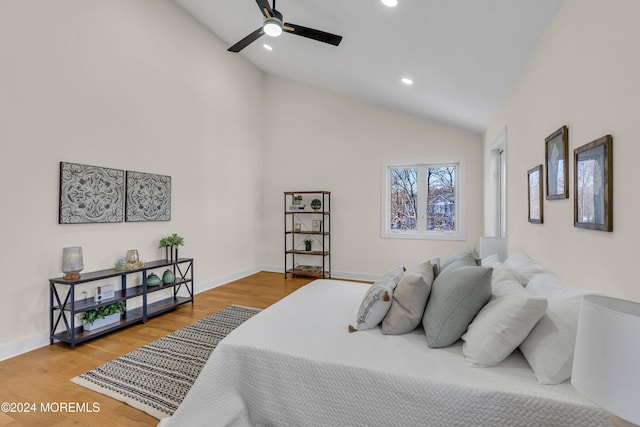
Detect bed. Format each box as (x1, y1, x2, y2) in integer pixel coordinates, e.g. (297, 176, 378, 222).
(158, 279, 608, 427)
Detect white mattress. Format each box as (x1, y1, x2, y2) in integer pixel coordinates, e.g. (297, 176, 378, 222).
(159, 279, 608, 427)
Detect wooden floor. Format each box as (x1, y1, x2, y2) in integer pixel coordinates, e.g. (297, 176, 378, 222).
(0, 272, 314, 427)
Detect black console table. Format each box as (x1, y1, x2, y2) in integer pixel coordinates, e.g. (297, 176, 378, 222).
(49, 258, 194, 348)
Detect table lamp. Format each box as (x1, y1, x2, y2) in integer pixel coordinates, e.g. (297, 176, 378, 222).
(62, 246, 84, 281)
(572, 295, 640, 427)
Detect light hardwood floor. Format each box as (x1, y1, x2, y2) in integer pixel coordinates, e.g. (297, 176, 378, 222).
(0, 272, 315, 426)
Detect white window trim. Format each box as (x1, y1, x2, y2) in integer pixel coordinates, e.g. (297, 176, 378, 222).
(381, 158, 466, 241)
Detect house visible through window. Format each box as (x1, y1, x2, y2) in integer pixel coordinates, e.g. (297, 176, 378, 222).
(382, 161, 465, 240)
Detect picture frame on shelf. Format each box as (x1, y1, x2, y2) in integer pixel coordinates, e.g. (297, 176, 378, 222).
(294, 223, 301, 232)
(312, 220, 322, 232)
(528, 165, 543, 224)
(574, 135, 613, 231)
(545, 125, 569, 200)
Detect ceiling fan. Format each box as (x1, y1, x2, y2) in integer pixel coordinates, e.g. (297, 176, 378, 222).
(228, 0, 343, 53)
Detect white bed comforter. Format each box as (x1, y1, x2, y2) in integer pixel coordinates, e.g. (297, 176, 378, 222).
(159, 280, 608, 427)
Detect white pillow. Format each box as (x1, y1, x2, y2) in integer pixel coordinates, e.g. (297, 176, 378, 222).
(482, 255, 522, 286)
(462, 278, 547, 367)
(519, 273, 600, 384)
(350, 267, 404, 332)
(503, 252, 549, 285)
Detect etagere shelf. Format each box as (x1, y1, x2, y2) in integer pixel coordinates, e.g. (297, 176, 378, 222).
(284, 191, 331, 279)
(49, 258, 194, 348)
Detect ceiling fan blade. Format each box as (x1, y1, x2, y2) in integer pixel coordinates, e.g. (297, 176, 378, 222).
(255, 0, 274, 18)
(228, 28, 265, 53)
(284, 22, 343, 46)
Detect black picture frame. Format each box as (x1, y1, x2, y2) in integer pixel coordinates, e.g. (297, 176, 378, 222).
(545, 125, 569, 200)
(528, 165, 543, 224)
(574, 135, 613, 231)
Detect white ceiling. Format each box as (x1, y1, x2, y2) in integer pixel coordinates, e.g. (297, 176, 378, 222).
(173, 0, 564, 133)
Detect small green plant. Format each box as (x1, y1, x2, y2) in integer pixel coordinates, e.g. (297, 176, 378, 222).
(82, 301, 126, 325)
(303, 239, 313, 251)
(159, 233, 185, 248)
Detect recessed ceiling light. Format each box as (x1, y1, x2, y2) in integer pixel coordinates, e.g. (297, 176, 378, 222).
(263, 44, 273, 51)
(381, 0, 398, 7)
(401, 77, 414, 85)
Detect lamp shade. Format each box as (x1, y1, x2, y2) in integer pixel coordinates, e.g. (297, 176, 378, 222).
(572, 295, 640, 425)
(61, 246, 83, 280)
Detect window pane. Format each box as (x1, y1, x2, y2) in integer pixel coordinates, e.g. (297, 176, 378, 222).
(426, 166, 456, 231)
(390, 168, 417, 230)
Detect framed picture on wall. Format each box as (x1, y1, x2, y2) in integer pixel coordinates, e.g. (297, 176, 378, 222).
(545, 125, 569, 200)
(528, 165, 543, 224)
(574, 135, 613, 231)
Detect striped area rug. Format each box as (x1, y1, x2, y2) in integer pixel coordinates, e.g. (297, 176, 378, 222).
(71, 305, 261, 419)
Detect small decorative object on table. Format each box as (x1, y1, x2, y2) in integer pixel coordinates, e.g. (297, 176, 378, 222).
(146, 273, 162, 287)
(162, 269, 175, 284)
(114, 257, 126, 271)
(82, 301, 126, 331)
(125, 249, 143, 270)
(61, 247, 84, 281)
(311, 199, 322, 211)
(94, 284, 115, 303)
(159, 233, 185, 261)
(303, 239, 313, 251)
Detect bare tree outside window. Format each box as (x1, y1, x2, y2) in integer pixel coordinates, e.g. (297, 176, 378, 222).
(426, 167, 456, 231)
(390, 168, 417, 230)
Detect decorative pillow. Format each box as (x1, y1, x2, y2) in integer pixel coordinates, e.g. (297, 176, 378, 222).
(422, 265, 492, 348)
(482, 254, 523, 286)
(439, 251, 481, 273)
(426, 257, 441, 277)
(503, 252, 549, 286)
(519, 273, 600, 384)
(462, 278, 547, 367)
(349, 267, 405, 332)
(381, 261, 434, 335)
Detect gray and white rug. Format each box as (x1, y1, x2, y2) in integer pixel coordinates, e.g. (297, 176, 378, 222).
(71, 305, 261, 419)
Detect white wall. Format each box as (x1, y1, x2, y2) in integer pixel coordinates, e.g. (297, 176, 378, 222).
(0, 0, 264, 358)
(260, 75, 484, 278)
(484, 0, 640, 301)
(0, 0, 486, 359)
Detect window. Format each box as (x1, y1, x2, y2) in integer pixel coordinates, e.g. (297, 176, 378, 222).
(382, 160, 466, 240)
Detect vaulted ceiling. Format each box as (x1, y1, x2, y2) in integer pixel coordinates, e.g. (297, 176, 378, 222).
(174, 0, 564, 133)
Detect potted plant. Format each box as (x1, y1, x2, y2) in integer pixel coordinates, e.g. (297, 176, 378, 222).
(82, 301, 126, 331)
(159, 233, 185, 261)
(303, 239, 313, 251)
(311, 198, 322, 211)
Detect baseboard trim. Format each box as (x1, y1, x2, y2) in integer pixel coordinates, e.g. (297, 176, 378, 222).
(0, 333, 50, 363)
(259, 265, 376, 282)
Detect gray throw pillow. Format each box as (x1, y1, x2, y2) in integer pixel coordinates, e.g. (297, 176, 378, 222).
(350, 267, 405, 332)
(422, 265, 492, 348)
(381, 261, 434, 335)
(439, 251, 481, 274)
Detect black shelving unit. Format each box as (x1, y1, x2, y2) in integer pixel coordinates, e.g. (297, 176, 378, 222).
(49, 258, 194, 348)
(284, 191, 331, 279)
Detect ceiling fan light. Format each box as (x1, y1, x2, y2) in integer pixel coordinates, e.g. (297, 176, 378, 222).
(264, 18, 283, 37)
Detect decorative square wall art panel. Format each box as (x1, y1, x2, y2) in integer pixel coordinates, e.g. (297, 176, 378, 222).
(125, 171, 171, 222)
(59, 162, 125, 224)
